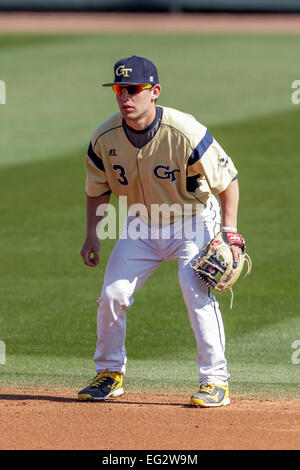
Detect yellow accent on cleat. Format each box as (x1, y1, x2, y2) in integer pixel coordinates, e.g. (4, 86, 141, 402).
(190, 383, 230, 408)
(78, 368, 124, 401)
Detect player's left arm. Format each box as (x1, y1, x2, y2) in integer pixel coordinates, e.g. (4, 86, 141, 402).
(218, 177, 239, 229)
(218, 178, 242, 262)
(189, 131, 243, 261)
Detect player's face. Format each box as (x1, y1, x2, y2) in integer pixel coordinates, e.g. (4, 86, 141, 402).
(115, 84, 161, 130)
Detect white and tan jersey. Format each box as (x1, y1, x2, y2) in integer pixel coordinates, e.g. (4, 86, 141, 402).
(85, 105, 238, 222)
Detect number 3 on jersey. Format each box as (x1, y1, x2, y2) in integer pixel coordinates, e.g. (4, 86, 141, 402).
(113, 164, 128, 185)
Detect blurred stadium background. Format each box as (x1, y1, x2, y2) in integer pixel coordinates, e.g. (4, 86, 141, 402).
(0, 0, 300, 12)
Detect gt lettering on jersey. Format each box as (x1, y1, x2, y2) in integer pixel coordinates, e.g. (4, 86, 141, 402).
(154, 165, 180, 182)
(85, 106, 238, 224)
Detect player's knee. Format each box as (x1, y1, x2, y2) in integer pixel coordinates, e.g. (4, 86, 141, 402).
(101, 280, 133, 311)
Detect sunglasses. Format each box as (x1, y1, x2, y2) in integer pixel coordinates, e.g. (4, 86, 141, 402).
(112, 84, 152, 96)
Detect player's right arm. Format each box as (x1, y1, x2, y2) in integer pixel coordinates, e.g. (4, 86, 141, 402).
(81, 129, 112, 267)
(80, 193, 111, 267)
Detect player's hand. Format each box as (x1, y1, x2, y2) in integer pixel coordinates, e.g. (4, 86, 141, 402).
(230, 244, 242, 263)
(80, 237, 100, 267)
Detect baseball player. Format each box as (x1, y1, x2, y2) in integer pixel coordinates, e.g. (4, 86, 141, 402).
(78, 56, 242, 407)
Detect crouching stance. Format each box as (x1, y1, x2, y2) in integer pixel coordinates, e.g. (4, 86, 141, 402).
(78, 56, 243, 407)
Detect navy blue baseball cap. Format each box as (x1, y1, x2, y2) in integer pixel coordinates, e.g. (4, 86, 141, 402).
(102, 55, 159, 87)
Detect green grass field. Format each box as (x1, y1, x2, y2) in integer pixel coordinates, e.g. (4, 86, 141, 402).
(0, 32, 300, 399)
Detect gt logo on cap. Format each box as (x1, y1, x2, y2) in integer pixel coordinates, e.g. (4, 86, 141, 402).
(116, 65, 133, 78)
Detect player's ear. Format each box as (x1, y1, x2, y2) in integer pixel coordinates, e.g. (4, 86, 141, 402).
(151, 84, 161, 102)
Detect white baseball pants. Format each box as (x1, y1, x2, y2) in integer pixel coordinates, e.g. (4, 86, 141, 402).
(93, 197, 230, 386)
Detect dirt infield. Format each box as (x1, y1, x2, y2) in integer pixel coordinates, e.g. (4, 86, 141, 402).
(0, 388, 299, 450)
(1, 12, 299, 451)
(0, 11, 300, 33)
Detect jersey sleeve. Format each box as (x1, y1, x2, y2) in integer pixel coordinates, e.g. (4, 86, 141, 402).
(84, 138, 111, 197)
(187, 129, 238, 194)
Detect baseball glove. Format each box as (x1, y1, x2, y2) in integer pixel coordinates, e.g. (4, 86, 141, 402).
(191, 231, 252, 308)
